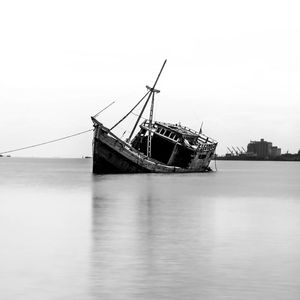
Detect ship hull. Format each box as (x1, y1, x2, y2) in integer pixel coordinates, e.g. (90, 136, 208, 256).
(93, 138, 150, 174)
(92, 121, 216, 174)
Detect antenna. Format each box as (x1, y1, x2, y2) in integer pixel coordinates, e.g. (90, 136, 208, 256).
(199, 121, 203, 135)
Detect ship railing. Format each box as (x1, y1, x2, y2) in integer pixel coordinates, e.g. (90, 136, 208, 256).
(141, 120, 158, 128)
(155, 121, 217, 144)
(157, 121, 198, 136)
(197, 135, 217, 144)
(141, 121, 181, 143)
(196, 143, 217, 152)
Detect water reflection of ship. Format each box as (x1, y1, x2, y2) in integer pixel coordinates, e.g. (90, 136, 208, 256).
(90, 175, 216, 298)
(90, 175, 157, 298)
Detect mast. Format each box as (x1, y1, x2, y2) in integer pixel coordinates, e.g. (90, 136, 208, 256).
(127, 59, 167, 143)
(147, 89, 158, 157)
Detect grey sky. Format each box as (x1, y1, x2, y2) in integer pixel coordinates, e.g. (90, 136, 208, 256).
(1, 0, 299, 157)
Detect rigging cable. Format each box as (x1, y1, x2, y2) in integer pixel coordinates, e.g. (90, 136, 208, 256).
(0, 101, 118, 155)
(93, 101, 115, 118)
(130, 111, 147, 120)
(0, 129, 93, 155)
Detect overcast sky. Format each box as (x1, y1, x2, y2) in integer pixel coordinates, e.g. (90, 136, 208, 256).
(1, 0, 300, 157)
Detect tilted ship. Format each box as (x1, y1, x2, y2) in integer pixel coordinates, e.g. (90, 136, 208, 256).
(91, 60, 217, 174)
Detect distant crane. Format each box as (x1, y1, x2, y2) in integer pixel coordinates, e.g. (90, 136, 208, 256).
(232, 147, 239, 155)
(227, 147, 234, 155)
(236, 147, 243, 154)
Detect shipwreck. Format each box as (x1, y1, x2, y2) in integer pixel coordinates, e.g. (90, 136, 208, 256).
(91, 60, 217, 174)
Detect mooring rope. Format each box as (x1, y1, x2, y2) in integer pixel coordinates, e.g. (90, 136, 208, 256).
(214, 154, 218, 171)
(0, 129, 93, 155)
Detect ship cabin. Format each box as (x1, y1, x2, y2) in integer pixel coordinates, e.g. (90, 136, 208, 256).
(131, 120, 216, 168)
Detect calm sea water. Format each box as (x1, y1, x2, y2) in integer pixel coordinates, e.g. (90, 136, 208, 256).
(1, 158, 300, 300)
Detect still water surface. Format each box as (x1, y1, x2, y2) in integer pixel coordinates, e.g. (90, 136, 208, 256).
(1, 158, 300, 299)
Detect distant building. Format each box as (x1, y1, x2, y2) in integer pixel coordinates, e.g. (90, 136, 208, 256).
(271, 146, 281, 158)
(247, 139, 280, 159)
(220, 142, 296, 161)
(247, 139, 272, 158)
